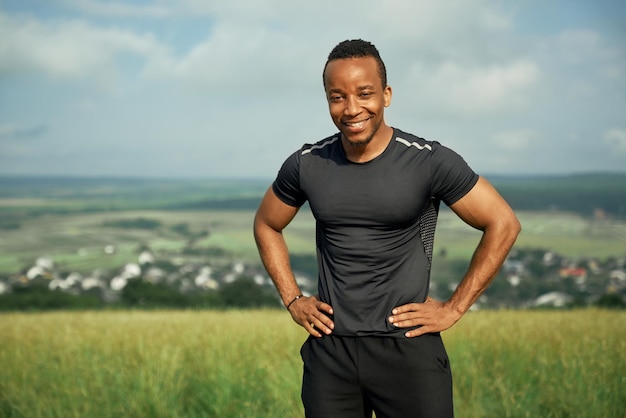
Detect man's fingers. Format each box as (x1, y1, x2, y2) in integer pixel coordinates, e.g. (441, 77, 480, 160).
(306, 324, 322, 338)
(309, 315, 333, 335)
(317, 301, 334, 315)
(388, 309, 425, 326)
(293, 298, 334, 336)
(389, 316, 423, 328)
(405, 326, 430, 338)
(391, 302, 418, 315)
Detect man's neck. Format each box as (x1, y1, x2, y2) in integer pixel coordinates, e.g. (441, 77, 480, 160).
(342, 125, 394, 163)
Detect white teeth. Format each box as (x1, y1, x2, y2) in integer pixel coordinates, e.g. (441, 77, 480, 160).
(346, 121, 365, 128)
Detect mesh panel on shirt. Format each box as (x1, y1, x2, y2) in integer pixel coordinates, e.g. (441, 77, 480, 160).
(419, 198, 441, 270)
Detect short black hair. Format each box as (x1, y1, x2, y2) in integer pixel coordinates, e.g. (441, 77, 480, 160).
(323, 39, 387, 88)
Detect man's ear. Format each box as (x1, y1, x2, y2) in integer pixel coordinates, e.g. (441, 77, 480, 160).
(384, 85, 392, 107)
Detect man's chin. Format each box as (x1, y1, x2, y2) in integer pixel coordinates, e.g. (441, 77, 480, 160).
(343, 134, 373, 147)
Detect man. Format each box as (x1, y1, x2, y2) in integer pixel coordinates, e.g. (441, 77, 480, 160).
(254, 39, 520, 418)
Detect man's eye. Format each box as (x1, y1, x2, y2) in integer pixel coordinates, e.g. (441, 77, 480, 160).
(330, 96, 343, 102)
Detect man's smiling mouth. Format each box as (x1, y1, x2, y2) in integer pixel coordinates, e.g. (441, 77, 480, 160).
(343, 119, 369, 129)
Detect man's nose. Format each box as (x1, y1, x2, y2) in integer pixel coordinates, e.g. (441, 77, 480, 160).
(344, 96, 360, 116)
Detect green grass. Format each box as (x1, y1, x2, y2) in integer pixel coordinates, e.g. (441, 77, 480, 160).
(0, 310, 304, 418)
(446, 309, 625, 417)
(0, 309, 623, 417)
(1, 208, 624, 276)
(434, 210, 626, 260)
(0, 211, 256, 275)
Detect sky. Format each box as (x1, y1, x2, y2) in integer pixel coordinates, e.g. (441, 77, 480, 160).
(1, 0, 625, 179)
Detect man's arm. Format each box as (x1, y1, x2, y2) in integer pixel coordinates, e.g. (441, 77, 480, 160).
(253, 187, 334, 337)
(388, 176, 521, 337)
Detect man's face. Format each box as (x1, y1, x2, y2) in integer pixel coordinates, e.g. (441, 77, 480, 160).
(323, 57, 392, 147)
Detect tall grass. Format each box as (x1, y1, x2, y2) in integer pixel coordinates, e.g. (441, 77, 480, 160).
(0, 309, 624, 418)
(445, 310, 625, 417)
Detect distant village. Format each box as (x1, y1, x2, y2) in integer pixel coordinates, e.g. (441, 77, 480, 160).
(487, 247, 625, 308)
(0, 244, 624, 310)
(2, 174, 625, 310)
(0, 245, 315, 310)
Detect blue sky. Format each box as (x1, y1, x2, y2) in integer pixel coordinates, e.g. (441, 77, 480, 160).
(1, 0, 625, 179)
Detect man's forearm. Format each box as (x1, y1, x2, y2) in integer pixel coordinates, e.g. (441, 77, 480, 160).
(447, 220, 520, 315)
(253, 222, 302, 307)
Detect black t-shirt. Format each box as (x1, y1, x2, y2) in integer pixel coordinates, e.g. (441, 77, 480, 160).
(273, 128, 479, 337)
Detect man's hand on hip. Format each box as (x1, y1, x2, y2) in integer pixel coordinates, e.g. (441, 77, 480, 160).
(289, 295, 334, 337)
(388, 297, 463, 338)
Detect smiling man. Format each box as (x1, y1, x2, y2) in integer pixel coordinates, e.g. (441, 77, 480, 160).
(254, 39, 520, 418)
(324, 53, 392, 152)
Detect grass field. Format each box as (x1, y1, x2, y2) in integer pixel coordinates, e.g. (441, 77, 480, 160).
(1, 208, 625, 276)
(0, 309, 624, 418)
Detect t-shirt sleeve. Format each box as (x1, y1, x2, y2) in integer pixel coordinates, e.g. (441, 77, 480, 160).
(272, 150, 308, 207)
(430, 142, 479, 206)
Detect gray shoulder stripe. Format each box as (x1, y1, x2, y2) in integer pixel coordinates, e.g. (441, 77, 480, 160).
(396, 137, 432, 151)
(301, 136, 340, 155)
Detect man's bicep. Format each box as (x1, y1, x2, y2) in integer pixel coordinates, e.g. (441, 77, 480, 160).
(255, 186, 300, 232)
(449, 176, 515, 231)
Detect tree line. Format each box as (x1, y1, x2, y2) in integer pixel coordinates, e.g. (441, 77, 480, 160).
(0, 276, 281, 311)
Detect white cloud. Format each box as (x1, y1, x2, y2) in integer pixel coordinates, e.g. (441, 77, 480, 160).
(0, 124, 15, 138)
(0, 0, 624, 178)
(70, 99, 98, 113)
(554, 29, 606, 64)
(63, 0, 172, 18)
(459, 129, 543, 173)
(0, 11, 167, 86)
(370, 0, 511, 43)
(404, 59, 540, 116)
(532, 28, 625, 99)
(142, 22, 319, 94)
(490, 129, 539, 151)
(604, 129, 626, 154)
(0, 123, 47, 141)
(0, 0, 520, 97)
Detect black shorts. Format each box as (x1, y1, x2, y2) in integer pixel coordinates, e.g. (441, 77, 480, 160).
(300, 333, 453, 418)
